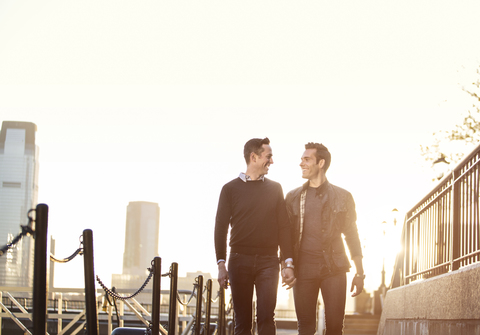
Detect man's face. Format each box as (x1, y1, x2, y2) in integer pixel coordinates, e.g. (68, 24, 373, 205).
(255, 144, 274, 175)
(300, 148, 322, 180)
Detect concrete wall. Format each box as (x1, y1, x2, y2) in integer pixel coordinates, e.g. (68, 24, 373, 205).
(377, 262, 480, 335)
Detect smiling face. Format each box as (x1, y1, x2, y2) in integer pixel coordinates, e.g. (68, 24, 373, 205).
(300, 148, 323, 180)
(256, 144, 273, 175)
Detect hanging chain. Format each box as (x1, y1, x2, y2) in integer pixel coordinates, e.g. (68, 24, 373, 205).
(50, 236, 83, 263)
(97, 269, 154, 301)
(0, 209, 35, 256)
(96, 259, 160, 301)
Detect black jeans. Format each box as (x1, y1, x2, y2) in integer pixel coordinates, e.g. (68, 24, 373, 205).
(228, 253, 279, 335)
(293, 262, 347, 335)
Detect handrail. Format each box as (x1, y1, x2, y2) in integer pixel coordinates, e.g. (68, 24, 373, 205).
(391, 142, 480, 288)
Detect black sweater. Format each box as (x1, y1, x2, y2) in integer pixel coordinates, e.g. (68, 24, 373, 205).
(214, 177, 293, 262)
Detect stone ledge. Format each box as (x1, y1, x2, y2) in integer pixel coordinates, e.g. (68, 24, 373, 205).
(377, 262, 480, 335)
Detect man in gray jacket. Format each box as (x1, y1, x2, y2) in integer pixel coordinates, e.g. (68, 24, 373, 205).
(285, 142, 364, 335)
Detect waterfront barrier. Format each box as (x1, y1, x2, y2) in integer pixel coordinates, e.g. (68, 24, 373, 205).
(0, 204, 233, 335)
(0, 203, 49, 334)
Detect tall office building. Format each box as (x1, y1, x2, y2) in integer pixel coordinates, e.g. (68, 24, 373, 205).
(0, 121, 39, 287)
(112, 201, 160, 296)
(123, 201, 160, 276)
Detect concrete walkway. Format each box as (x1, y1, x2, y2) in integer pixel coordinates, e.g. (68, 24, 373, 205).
(277, 329, 297, 335)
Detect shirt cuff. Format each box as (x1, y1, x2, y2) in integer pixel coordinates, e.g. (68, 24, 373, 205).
(285, 258, 293, 263)
(217, 259, 226, 264)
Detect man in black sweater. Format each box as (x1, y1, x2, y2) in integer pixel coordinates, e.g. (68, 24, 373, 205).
(215, 137, 296, 335)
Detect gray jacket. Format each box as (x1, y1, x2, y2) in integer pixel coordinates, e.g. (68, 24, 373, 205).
(285, 180, 363, 272)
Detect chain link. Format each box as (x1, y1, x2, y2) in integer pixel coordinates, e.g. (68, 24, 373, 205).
(50, 248, 83, 263)
(177, 283, 198, 306)
(208, 290, 220, 304)
(50, 235, 84, 263)
(96, 267, 154, 301)
(0, 209, 35, 256)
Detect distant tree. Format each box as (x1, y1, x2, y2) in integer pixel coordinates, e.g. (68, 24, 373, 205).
(421, 66, 480, 168)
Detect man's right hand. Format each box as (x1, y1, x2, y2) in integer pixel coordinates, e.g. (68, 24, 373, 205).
(217, 261, 229, 289)
(282, 268, 296, 289)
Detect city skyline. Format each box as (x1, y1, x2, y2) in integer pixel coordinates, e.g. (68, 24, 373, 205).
(0, 115, 464, 294)
(1, 1, 480, 295)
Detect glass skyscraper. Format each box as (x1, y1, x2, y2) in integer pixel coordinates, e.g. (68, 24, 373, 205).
(111, 201, 160, 300)
(122, 201, 160, 276)
(0, 121, 39, 287)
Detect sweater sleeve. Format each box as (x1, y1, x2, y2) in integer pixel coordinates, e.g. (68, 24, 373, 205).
(214, 184, 232, 262)
(277, 185, 294, 260)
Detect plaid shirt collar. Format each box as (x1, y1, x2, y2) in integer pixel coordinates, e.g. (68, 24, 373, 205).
(239, 172, 265, 182)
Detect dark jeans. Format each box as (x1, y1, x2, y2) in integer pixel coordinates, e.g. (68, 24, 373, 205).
(228, 253, 280, 335)
(293, 263, 347, 335)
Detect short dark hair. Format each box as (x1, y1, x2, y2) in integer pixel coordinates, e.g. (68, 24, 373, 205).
(305, 142, 331, 172)
(244, 137, 270, 164)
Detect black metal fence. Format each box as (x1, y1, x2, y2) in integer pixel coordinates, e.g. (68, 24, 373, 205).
(391, 143, 480, 288)
(0, 204, 234, 335)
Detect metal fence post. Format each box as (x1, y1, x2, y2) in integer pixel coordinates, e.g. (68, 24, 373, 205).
(151, 257, 162, 335)
(218, 288, 225, 335)
(83, 229, 99, 335)
(33, 203, 48, 335)
(169, 262, 179, 335)
(194, 275, 203, 335)
(452, 169, 461, 270)
(404, 214, 412, 285)
(204, 279, 212, 335)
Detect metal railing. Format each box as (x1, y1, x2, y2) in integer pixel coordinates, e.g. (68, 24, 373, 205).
(391, 143, 480, 288)
(0, 205, 237, 335)
(0, 287, 231, 335)
(0, 204, 301, 335)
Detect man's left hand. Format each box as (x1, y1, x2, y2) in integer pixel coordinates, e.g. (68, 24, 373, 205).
(350, 275, 364, 297)
(281, 268, 296, 289)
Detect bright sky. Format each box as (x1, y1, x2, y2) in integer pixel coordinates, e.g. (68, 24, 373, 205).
(1, 1, 480, 296)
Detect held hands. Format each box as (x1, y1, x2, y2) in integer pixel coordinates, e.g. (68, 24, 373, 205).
(281, 267, 296, 290)
(218, 260, 297, 290)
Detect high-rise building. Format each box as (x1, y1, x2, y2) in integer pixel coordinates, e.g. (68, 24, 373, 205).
(0, 121, 39, 287)
(123, 201, 160, 276)
(111, 201, 160, 296)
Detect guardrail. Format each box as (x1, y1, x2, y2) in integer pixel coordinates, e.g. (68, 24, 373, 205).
(0, 286, 233, 335)
(0, 204, 234, 335)
(391, 143, 480, 288)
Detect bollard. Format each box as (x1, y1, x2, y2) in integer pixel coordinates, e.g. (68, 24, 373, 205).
(204, 279, 212, 335)
(151, 257, 162, 335)
(83, 229, 99, 335)
(194, 275, 203, 335)
(33, 203, 48, 335)
(169, 262, 179, 335)
(218, 288, 226, 335)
